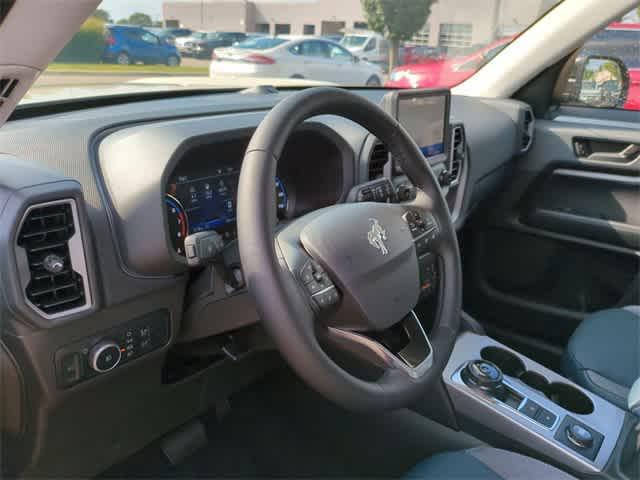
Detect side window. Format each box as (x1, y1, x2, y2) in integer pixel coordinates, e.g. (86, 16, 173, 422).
(140, 32, 159, 45)
(300, 41, 329, 58)
(364, 38, 376, 52)
(328, 44, 353, 61)
(557, 21, 639, 111)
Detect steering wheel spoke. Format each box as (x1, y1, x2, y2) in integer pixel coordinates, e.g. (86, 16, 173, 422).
(324, 310, 434, 380)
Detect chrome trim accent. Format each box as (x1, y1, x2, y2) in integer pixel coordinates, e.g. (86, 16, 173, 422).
(327, 310, 433, 379)
(15, 199, 93, 320)
(311, 285, 336, 297)
(521, 108, 535, 153)
(449, 125, 464, 186)
(89, 341, 122, 373)
(452, 364, 559, 431)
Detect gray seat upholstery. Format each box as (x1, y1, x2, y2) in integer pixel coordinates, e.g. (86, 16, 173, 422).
(406, 447, 576, 479)
(563, 306, 640, 409)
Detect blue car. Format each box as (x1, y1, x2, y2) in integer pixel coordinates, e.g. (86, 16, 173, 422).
(103, 25, 181, 66)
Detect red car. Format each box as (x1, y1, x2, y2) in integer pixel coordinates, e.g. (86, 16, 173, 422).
(387, 25, 640, 111)
(386, 37, 513, 89)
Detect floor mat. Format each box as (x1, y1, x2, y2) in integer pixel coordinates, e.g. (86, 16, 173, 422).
(102, 368, 481, 478)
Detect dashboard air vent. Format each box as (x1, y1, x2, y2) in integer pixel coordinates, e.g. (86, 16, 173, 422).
(16, 200, 90, 317)
(449, 125, 465, 185)
(368, 142, 389, 180)
(0, 78, 18, 101)
(521, 109, 534, 152)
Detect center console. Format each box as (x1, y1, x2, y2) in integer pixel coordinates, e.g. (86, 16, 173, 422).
(443, 332, 628, 475)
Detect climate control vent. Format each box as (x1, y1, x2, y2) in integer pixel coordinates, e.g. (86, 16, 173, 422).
(0, 78, 19, 101)
(16, 200, 91, 318)
(521, 109, 534, 152)
(368, 142, 389, 180)
(449, 125, 465, 185)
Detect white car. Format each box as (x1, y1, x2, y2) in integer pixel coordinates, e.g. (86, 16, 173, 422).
(341, 30, 389, 67)
(210, 36, 384, 86)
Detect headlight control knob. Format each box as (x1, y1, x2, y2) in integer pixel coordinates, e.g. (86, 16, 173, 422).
(89, 341, 122, 373)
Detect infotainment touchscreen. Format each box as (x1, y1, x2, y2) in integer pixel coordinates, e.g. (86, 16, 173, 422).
(382, 89, 450, 170)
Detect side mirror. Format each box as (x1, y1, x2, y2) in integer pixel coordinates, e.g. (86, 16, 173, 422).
(352, 55, 360, 63)
(571, 56, 629, 109)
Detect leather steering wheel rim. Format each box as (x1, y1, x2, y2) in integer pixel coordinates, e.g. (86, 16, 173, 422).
(237, 87, 462, 411)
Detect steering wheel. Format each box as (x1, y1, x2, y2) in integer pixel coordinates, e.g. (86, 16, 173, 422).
(237, 87, 461, 411)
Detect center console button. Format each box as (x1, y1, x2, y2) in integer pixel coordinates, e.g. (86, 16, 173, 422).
(566, 424, 594, 449)
(535, 407, 557, 428)
(519, 400, 540, 419)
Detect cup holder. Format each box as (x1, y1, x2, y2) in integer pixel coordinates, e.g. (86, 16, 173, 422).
(546, 383, 594, 415)
(519, 371, 549, 392)
(480, 346, 525, 378)
(480, 346, 595, 415)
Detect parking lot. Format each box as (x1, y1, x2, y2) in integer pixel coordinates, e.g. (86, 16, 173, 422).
(34, 57, 211, 88)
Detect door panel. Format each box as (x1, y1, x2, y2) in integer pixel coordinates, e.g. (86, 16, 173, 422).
(465, 109, 640, 354)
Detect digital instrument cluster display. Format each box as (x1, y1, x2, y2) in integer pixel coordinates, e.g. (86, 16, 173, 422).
(165, 165, 287, 255)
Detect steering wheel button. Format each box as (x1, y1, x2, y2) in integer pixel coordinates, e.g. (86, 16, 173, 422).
(300, 262, 315, 284)
(306, 280, 322, 294)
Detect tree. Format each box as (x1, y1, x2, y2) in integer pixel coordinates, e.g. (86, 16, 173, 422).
(93, 8, 111, 23)
(362, 0, 436, 71)
(127, 12, 153, 26)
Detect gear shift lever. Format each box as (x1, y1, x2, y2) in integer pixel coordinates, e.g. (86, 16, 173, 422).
(461, 359, 504, 393)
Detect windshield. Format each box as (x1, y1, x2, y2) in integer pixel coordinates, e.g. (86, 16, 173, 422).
(235, 37, 287, 50)
(341, 35, 368, 48)
(23, 0, 567, 104)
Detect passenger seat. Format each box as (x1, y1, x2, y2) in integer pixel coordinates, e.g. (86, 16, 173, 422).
(563, 306, 640, 410)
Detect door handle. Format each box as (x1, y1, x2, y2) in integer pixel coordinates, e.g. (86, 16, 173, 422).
(574, 139, 640, 164)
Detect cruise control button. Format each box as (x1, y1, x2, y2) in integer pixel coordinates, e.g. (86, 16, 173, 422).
(300, 262, 314, 284)
(415, 237, 429, 255)
(306, 280, 322, 294)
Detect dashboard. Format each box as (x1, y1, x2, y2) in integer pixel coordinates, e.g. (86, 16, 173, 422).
(0, 88, 533, 477)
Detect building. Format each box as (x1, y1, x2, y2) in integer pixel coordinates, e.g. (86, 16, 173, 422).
(163, 0, 365, 36)
(163, 0, 558, 47)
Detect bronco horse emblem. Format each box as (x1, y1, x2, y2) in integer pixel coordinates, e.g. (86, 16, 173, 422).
(367, 218, 389, 256)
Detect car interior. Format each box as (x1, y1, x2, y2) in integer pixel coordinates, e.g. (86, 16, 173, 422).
(0, 0, 639, 478)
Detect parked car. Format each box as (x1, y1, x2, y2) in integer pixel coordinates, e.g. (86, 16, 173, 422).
(179, 31, 247, 58)
(341, 31, 389, 68)
(387, 23, 639, 110)
(322, 34, 344, 43)
(103, 25, 181, 66)
(210, 36, 383, 86)
(163, 27, 193, 39)
(399, 45, 445, 66)
(386, 36, 513, 89)
(146, 27, 177, 45)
